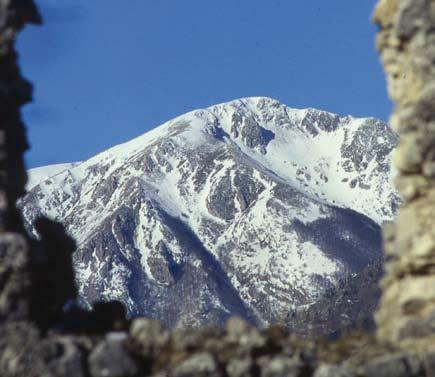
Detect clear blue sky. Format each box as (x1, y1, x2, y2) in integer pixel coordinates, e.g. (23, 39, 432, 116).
(17, 0, 390, 168)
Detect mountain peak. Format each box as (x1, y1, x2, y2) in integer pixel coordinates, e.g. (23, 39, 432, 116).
(20, 99, 399, 331)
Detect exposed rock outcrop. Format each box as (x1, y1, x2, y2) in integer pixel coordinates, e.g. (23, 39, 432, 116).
(20, 97, 397, 334)
(373, 0, 435, 349)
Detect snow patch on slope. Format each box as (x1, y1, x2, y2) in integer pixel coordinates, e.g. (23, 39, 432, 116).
(27, 162, 81, 190)
(20, 96, 398, 329)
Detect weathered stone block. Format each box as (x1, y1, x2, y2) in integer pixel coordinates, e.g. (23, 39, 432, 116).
(423, 350, 435, 377)
(172, 352, 220, 377)
(313, 364, 356, 377)
(364, 353, 415, 377)
(89, 334, 139, 377)
(0, 233, 30, 321)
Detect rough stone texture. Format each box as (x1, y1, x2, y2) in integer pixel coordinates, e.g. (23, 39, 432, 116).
(0, 322, 87, 377)
(171, 352, 219, 377)
(37, 336, 87, 377)
(0, 0, 40, 233)
(313, 364, 356, 377)
(89, 334, 139, 377)
(258, 355, 305, 377)
(226, 357, 253, 377)
(0, 233, 30, 321)
(423, 350, 435, 377)
(0, 322, 42, 377)
(0, 0, 79, 333)
(373, 0, 435, 348)
(364, 353, 422, 377)
(3, 317, 435, 376)
(129, 318, 171, 360)
(0, 0, 40, 324)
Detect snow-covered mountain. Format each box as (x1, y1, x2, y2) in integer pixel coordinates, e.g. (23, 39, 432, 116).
(27, 162, 80, 191)
(20, 97, 399, 332)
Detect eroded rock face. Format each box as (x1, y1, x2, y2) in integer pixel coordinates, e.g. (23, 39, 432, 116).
(374, 0, 435, 348)
(20, 98, 398, 333)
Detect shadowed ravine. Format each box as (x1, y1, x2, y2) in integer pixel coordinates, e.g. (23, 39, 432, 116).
(160, 210, 258, 325)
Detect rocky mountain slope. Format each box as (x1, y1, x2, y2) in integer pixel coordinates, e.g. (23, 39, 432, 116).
(289, 259, 384, 338)
(20, 97, 399, 332)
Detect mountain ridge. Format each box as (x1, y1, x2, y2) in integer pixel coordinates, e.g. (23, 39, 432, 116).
(20, 97, 399, 333)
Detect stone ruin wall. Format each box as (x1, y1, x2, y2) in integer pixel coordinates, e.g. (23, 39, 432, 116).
(0, 0, 434, 376)
(373, 0, 435, 349)
(0, 0, 41, 323)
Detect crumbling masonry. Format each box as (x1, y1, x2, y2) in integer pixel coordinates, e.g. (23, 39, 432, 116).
(373, 0, 435, 349)
(0, 0, 41, 323)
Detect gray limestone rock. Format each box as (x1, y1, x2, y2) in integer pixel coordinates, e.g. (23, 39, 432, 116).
(89, 334, 138, 377)
(129, 318, 170, 359)
(364, 353, 419, 377)
(0, 233, 30, 321)
(226, 357, 253, 377)
(313, 364, 356, 377)
(423, 351, 435, 377)
(38, 337, 86, 377)
(258, 355, 305, 377)
(172, 352, 220, 377)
